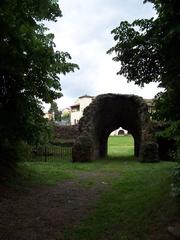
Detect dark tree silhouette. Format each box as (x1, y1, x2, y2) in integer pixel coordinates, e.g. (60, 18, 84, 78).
(0, 0, 79, 178)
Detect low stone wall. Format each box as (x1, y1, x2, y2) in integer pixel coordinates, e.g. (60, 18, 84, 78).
(54, 125, 79, 140)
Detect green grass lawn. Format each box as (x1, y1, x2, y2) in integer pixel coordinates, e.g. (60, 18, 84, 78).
(14, 136, 179, 239)
(108, 135, 134, 157)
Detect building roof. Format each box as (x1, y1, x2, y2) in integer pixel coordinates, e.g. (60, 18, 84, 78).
(78, 94, 94, 99)
(144, 99, 154, 105)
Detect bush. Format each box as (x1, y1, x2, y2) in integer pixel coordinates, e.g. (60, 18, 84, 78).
(0, 140, 30, 181)
(141, 141, 159, 163)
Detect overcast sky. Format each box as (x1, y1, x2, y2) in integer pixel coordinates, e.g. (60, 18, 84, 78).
(44, 0, 160, 111)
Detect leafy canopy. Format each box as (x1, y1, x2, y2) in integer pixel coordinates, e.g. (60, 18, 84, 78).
(108, 0, 180, 140)
(0, 0, 79, 145)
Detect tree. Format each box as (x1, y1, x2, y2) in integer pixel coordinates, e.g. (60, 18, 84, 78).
(61, 111, 70, 123)
(108, 0, 180, 145)
(48, 101, 61, 121)
(0, 0, 79, 178)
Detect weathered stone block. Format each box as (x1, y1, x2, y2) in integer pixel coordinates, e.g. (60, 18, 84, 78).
(72, 133, 93, 162)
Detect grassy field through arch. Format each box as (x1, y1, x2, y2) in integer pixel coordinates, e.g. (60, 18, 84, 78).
(108, 135, 134, 157)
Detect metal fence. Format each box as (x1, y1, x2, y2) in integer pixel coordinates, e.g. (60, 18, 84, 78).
(29, 145, 72, 161)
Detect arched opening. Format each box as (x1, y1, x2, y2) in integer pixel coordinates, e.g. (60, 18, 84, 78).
(108, 128, 134, 157)
(94, 96, 142, 159)
(73, 94, 158, 162)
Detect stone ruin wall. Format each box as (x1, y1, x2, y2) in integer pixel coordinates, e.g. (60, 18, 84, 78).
(72, 94, 159, 163)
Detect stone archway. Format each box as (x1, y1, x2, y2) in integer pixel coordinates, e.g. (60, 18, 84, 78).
(72, 94, 159, 162)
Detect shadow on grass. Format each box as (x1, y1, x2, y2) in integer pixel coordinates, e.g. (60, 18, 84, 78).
(5, 162, 75, 189)
(106, 154, 136, 163)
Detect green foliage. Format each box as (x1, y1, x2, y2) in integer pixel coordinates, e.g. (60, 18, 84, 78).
(107, 18, 162, 86)
(61, 111, 70, 121)
(108, 0, 180, 124)
(0, 139, 31, 181)
(0, 0, 79, 175)
(108, 1, 179, 82)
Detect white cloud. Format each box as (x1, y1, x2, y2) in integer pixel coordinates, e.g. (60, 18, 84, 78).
(44, 0, 160, 110)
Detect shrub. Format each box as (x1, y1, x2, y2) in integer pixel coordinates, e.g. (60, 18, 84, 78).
(0, 140, 31, 181)
(172, 147, 180, 197)
(141, 141, 159, 163)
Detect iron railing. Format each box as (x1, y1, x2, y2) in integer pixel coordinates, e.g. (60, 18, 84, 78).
(30, 145, 72, 161)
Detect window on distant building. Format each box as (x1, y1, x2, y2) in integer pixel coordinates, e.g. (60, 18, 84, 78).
(71, 105, 80, 112)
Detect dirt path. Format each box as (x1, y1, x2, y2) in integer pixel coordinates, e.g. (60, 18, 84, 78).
(0, 172, 115, 240)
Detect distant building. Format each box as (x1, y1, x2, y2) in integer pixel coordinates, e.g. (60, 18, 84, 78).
(110, 127, 128, 136)
(144, 99, 155, 114)
(44, 112, 54, 121)
(70, 95, 94, 125)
